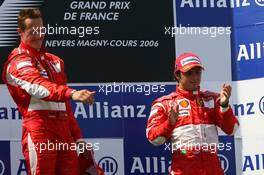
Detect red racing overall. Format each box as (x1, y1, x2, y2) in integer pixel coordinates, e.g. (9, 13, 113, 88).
(146, 86, 239, 175)
(2, 42, 82, 175)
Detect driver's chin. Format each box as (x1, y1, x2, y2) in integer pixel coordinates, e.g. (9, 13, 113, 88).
(189, 84, 199, 91)
(31, 41, 43, 50)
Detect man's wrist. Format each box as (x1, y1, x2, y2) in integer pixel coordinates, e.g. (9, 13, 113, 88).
(220, 102, 229, 108)
(220, 105, 230, 112)
(70, 90, 77, 99)
(220, 99, 229, 107)
(76, 138, 85, 144)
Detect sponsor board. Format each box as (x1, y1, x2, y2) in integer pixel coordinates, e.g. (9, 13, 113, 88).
(10, 141, 27, 175)
(69, 83, 172, 138)
(218, 136, 237, 175)
(0, 83, 238, 174)
(174, 0, 233, 26)
(0, 0, 175, 85)
(232, 78, 264, 138)
(124, 135, 236, 174)
(79, 138, 125, 175)
(231, 25, 264, 81)
(0, 85, 22, 140)
(178, 0, 264, 9)
(240, 138, 264, 174)
(233, 0, 264, 27)
(8, 139, 124, 175)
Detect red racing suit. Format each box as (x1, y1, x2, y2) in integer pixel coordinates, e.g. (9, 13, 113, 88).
(146, 86, 239, 175)
(2, 42, 82, 175)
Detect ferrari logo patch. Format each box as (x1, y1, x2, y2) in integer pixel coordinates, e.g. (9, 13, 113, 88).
(196, 98, 204, 107)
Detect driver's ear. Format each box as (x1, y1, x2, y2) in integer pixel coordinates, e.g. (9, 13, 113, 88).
(17, 28, 23, 36)
(174, 71, 181, 81)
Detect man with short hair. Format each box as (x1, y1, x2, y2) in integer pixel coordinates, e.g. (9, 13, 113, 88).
(146, 52, 239, 175)
(2, 8, 97, 175)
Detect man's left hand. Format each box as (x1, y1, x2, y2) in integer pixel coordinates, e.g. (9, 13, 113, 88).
(220, 83, 232, 106)
(76, 140, 94, 159)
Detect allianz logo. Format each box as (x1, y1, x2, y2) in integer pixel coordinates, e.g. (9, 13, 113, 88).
(237, 42, 264, 61)
(180, 0, 264, 8)
(233, 96, 264, 116)
(0, 107, 21, 120)
(243, 153, 264, 172)
(74, 102, 147, 119)
(255, 0, 264, 6)
(0, 159, 5, 175)
(98, 156, 118, 175)
(0, 102, 147, 120)
(218, 154, 229, 173)
(130, 155, 229, 173)
(130, 156, 171, 174)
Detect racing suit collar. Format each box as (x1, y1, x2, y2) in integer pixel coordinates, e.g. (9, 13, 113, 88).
(176, 85, 200, 99)
(19, 42, 47, 58)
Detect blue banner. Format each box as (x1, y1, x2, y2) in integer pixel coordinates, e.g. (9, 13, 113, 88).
(233, 1, 264, 27)
(231, 25, 264, 81)
(175, 0, 232, 26)
(70, 83, 237, 174)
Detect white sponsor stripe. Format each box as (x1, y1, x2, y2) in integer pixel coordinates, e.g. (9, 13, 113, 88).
(149, 136, 166, 146)
(180, 56, 201, 66)
(152, 102, 166, 112)
(28, 97, 66, 111)
(171, 124, 219, 149)
(28, 133, 37, 175)
(16, 61, 32, 69)
(41, 75, 49, 79)
(178, 110, 190, 116)
(203, 99, 215, 108)
(147, 103, 166, 122)
(6, 65, 17, 87)
(231, 123, 239, 136)
(9, 74, 50, 98)
(146, 124, 154, 138)
(146, 123, 167, 146)
(149, 108, 158, 118)
(146, 102, 167, 143)
(52, 62, 61, 73)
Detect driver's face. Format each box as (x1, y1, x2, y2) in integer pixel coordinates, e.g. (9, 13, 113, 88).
(18, 17, 44, 50)
(178, 67, 202, 91)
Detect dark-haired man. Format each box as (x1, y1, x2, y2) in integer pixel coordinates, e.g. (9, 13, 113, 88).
(2, 8, 96, 175)
(146, 52, 239, 175)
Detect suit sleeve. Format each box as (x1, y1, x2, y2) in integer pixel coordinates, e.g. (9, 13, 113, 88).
(214, 97, 239, 135)
(146, 101, 175, 146)
(6, 55, 74, 102)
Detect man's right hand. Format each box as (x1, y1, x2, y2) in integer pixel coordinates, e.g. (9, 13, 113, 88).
(71, 90, 96, 105)
(167, 103, 179, 125)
